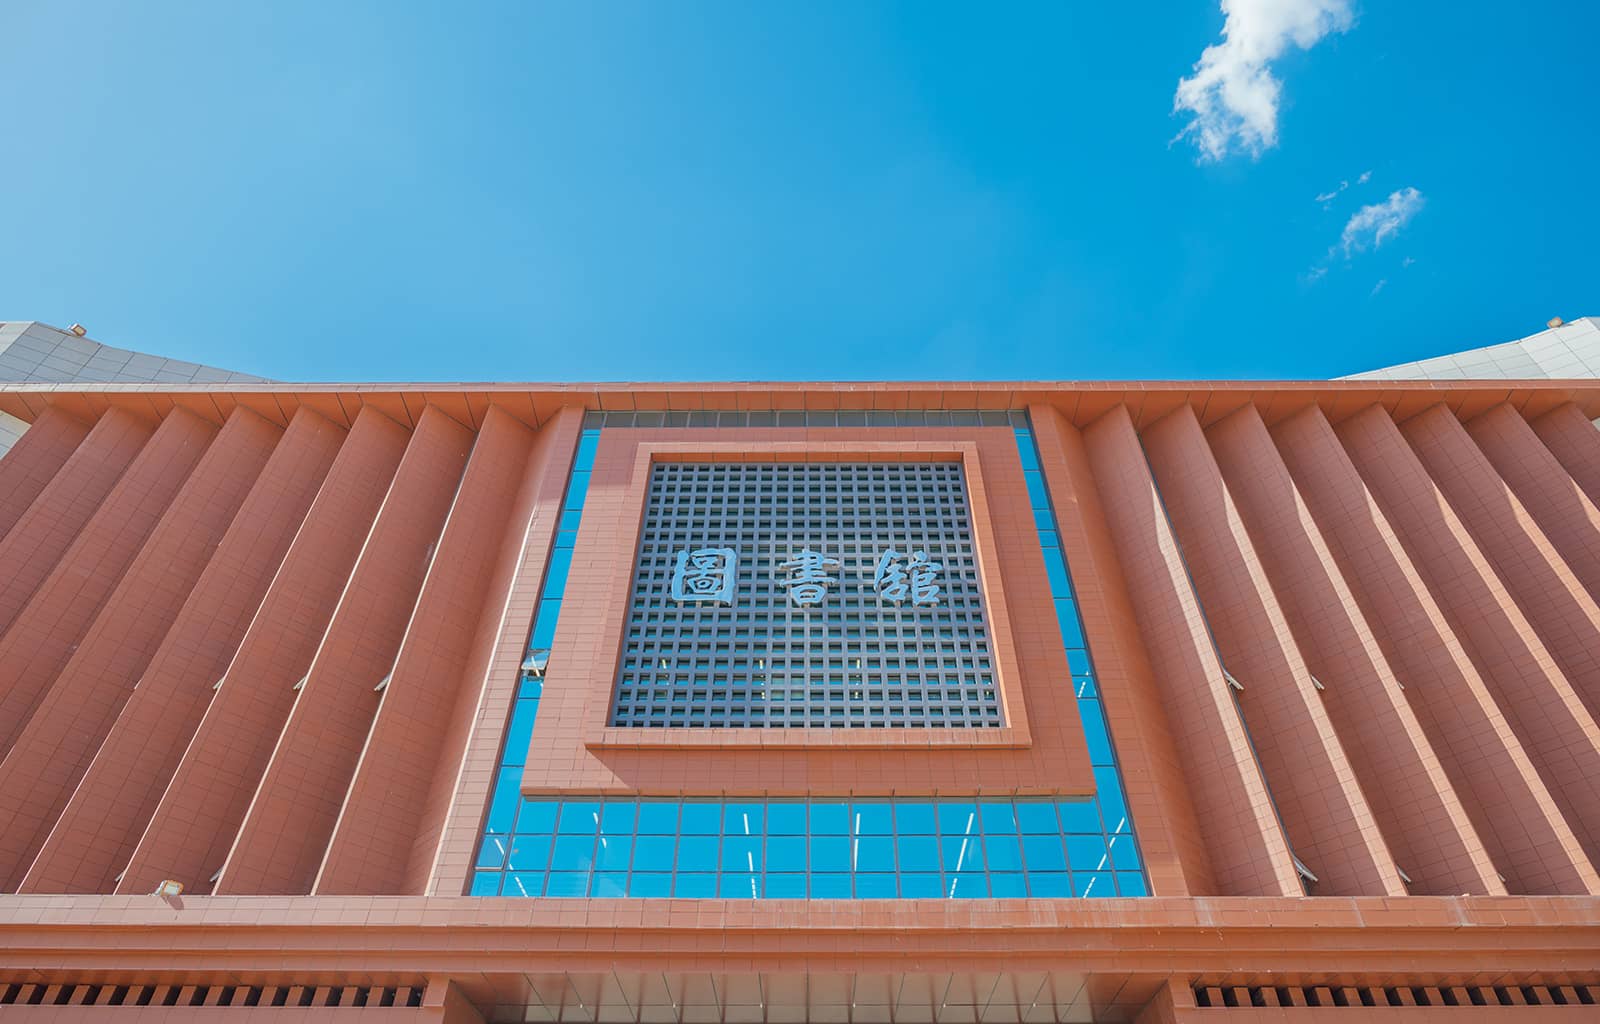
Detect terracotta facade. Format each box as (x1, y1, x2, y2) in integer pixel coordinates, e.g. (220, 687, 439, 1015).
(0, 379, 1598, 1022)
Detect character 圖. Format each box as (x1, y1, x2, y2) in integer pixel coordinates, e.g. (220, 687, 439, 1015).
(670, 547, 739, 605)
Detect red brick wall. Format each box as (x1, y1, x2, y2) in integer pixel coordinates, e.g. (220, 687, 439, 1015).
(23, 407, 347, 894)
(0, 384, 1596, 906)
(0, 382, 1599, 1020)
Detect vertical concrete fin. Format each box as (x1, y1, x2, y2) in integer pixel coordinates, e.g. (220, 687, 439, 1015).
(1029, 404, 1208, 897)
(214, 404, 474, 896)
(1207, 404, 1501, 895)
(1132, 980, 1193, 1024)
(425, 407, 585, 895)
(1407, 404, 1600, 722)
(1532, 404, 1600, 508)
(1273, 403, 1600, 889)
(423, 978, 486, 1024)
(0, 407, 91, 542)
(1142, 404, 1404, 897)
(0, 408, 216, 763)
(1273, 404, 1595, 894)
(0, 407, 155, 640)
(315, 406, 538, 895)
(1081, 405, 1299, 896)
(0, 407, 284, 890)
(117, 406, 411, 897)
(1469, 404, 1600, 607)
(1338, 404, 1600, 879)
(20, 407, 347, 895)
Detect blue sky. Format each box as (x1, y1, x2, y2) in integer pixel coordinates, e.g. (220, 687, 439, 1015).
(2, 1, 1595, 382)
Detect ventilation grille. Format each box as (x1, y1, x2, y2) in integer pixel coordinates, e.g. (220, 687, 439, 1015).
(1194, 981, 1600, 1009)
(0, 981, 426, 1009)
(613, 461, 1000, 729)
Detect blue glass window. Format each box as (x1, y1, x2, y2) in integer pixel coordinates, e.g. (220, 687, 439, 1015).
(766, 836, 807, 873)
(591, 872, 628, 898)
(632, 835, 676, 872)
(1028, 873, 1071, 897)
(767, 803, 807, 835)
(484, 767, 521, 835)
(1022, 835, 1067, 872)
(673, 874, 717, 897)
(506, 835, 550, 872)
(628, 873, 671, 897)
(854, 837, 896, 873)
(810, 836, 851, 873)
(677, 835, 720, 872)
(600, 802, 637, 834)
(470, 417, 1148, 899)
(809, 874, 850, 898)
(896, 835, 940, 872)
(855, 874, 897, 898)
(810, 802, 850, 835)
(895, 802, 936, 835)
(765, 874, 806, 898)
(501, 701, 538, 769)
(503, 872, 542, 897)
(853, 803, 894, 836)
(984, 836, 1024, 872)
(636, 802, 679, 834)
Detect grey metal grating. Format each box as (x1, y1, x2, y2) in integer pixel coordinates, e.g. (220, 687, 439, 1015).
(611, 462, 1000, 729)
(580, 409, 1029, 429)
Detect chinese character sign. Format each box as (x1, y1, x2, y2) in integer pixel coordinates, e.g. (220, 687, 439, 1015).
(670, 548, 739, 605)
(670, 546, 945, 609)
(777, 549, 841, 607)
(873, 548, 943, 607)
(619, 463, 993, 731)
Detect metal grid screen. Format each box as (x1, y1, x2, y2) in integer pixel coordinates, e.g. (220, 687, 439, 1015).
(611, 462, 1001, 729)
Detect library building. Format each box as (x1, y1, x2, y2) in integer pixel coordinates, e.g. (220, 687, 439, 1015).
(2, 319, 1600, 1021)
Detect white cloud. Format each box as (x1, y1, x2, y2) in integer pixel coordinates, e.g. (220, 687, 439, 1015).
(1401, 255, 1416, 267)
(1315, 180, 1348, 203)
(1371, 278, 1387, 295)
(1315, 169, 1374, 203)
(1173, 0, 1355, 161)
(1304, 266, 1329, 283)
(1339, 187, 1424, 256)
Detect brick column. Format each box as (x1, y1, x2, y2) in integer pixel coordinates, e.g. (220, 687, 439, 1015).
(0, 406, 154, 637)
(0, 407, 282, 889)
(216, 405, 473, 895)
(1143, 405, 1402, 896)
(425, 406, 583, 895)
(1337, 404, 1600, 886)
(316, 405, 538, 895)
(1132, 980, 1193, 1024)
(22, 407, 346, 894)
(422, 979, 485, 1024)
(1403, 404, 1600, 725)
(0, 406, 90, 540)
(0, 408, 215, 759)
(1470, 403, 1600, 605)
(1533, 403, 1600, 507)
(1030, 403, 1201, 897)
(117, 406, 411, 896)
(1082, 405, 1298, 896)
(1272, 404, 1596, 895)
(1208, 404, 1501, 895)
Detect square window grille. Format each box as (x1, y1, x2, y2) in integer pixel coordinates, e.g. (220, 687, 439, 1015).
(611, 462, 1000, 728)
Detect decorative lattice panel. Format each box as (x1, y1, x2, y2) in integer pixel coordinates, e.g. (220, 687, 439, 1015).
(611, 462, 1000, 728)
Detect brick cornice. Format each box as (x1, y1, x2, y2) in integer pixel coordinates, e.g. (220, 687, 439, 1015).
(2, 895, 1598, 982)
